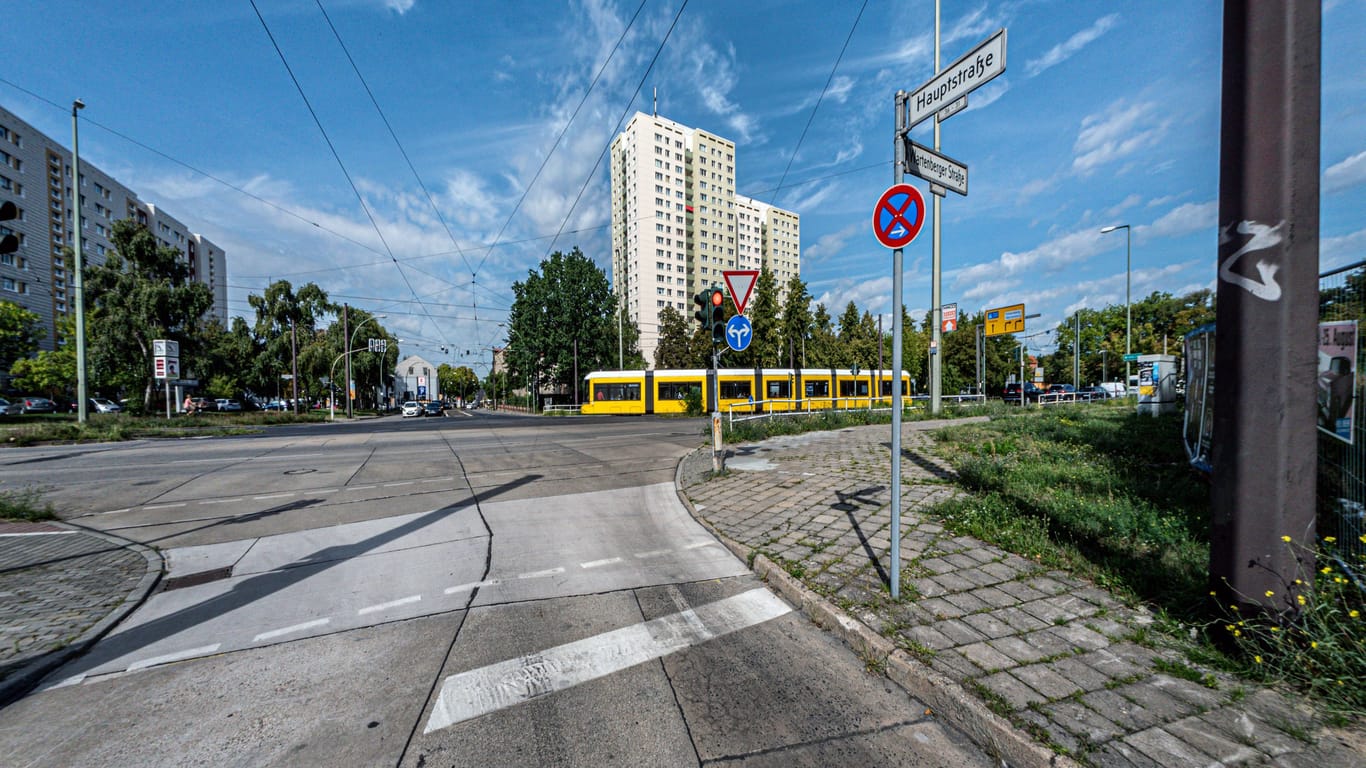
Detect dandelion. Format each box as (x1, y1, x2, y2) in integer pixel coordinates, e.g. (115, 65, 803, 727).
(1294, 579, 1303, 585)
(1324, 536, 1337, 543)
(1281, 535, 1292, 543)
(1264, 590, 1275, 597)
(1352, 610, 1361, 619)
(1254, 655, 1263, 664)
(1312, 641, 1319, 649)
(1322, 566, 1333, 574)
(1231, 605, 1240, 612)
(1297, 595, 1306, 606)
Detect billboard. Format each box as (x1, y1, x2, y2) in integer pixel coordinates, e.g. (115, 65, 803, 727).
(1318, 320, 1358, 444)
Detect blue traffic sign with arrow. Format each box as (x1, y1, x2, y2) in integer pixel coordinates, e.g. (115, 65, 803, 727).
(726, 315, 753, 352)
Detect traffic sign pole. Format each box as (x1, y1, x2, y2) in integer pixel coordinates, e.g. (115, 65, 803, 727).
(889, 91, 907, 602)
(931, 0, 942, 418)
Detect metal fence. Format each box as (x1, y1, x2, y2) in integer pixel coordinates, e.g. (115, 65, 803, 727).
(1318, 260, 1366, 573)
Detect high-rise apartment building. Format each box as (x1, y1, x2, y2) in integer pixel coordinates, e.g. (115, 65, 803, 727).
(0, 104, 228, 359)
(610, 112, 799, 367)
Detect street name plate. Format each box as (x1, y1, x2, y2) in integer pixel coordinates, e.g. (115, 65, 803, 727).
(905, 139, 968, 196)
(907, 28, 1006, 129)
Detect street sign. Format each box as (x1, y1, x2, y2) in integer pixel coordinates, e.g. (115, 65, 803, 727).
(152, 339, 179, 358)
(941, 303, 958, 333)
(905, 140, 968, 196)
(1123, 353, 1140, 362)
(153, 356, 179, 379)
(368, 338, 387, 353)
(725, 315, 753, 352)
(872, 183, 926, 249)
(984, 303, 1025, 337)
(906, 28, 1007, 129)
(722, 269, 760, 315)
(937, 95, 967, 123)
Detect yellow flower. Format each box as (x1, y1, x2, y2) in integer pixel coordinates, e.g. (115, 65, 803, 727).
(1264, 590, 1275, 597)
(1270, 627, 1280, 633)
(1312, 641, 1319, 649)
(1294, 579, 1303, 585)
(1324, 536, 1337, 543)
(1281, 535, 1292, 543)
(1358, 534, 1365, 544)
(1322, 566, 1333, 574)
(1254, 655, 1262, 664)
(1225, 624, 1235, 631)
(1336, 577, 1346, 584)
(1351, 610, 1361, 619)
(1297, 595, 1306, 606)
(1234, 629, 1242, 637)
(1231, 605, 1240, 611)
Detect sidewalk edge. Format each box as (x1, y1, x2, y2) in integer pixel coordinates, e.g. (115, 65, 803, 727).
(674, 447, 1078, 768)
(0, 522, 164, 708)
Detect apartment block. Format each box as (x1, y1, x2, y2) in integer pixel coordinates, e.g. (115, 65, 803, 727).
(610, 112, 799, 367)
(0, 104, 228, 358)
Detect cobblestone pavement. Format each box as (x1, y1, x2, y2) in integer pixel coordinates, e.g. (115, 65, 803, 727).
(679, 420, 1365, 768)
(0, 521, 159, 705)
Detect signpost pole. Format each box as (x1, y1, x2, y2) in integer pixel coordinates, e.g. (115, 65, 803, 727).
(889, 92, 907, 601)
(930, 0, 942, 417)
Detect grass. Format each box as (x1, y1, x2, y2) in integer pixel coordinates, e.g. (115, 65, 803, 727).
(721, 399, 1005, 444)
(0, 487, 56, 521)
(0, 409, 333, 446)
(924, 405, 1365, 718)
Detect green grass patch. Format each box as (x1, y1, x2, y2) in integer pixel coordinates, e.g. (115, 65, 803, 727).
(721, 400, 1004, 444)
(0, 487, 56, 522)
(0, 410, 330, 446)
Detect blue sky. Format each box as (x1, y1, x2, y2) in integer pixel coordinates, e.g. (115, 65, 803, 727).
(3, 1, 1363, 366)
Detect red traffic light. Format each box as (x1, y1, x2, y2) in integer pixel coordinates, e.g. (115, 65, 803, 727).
(710, 289, 724, 307)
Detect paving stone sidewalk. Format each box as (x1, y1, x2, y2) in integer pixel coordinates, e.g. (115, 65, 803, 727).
(678, 419, 1364, 768)
(0, 521, 161, 706)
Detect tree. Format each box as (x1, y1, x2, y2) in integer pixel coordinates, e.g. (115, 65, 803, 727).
(9, 315, 76, 399)
(82, 225, 214, 407)
(745, 268, 782, 367)
(779, 276, 813, 369)
(837, 302, 877, 370)
(806, 303, 838, 368)
(442, 365, 479, 402)
(654, 305, 702, 368)
(0, 300, 40, 372)
(506, 248, 618, 397)
(247, 280, 335, 407)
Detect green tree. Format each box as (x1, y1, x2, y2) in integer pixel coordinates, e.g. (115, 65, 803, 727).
(779, 276, 813, 369)
(655, 305, 704, 368)
(745, 268, 782, 367)
(0, 300, 40, 372)
(442, 365, 479, 402)
(10, 315, 76, 399)
(506, 248, 618, 396)
(837, 301, 877, 370)
(248, 280, 335, 407)
(83, 223, 214, 407)
(806, 303, 838, 368)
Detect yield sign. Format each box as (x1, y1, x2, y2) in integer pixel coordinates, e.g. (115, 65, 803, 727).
(872, 184, 926, 249)
(723, 269, 760, 315)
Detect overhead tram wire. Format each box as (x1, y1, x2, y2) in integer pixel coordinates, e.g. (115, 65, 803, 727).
(544, 0, 690, 258)
(472, 0, 649, 278)
(768, 0, 868, 205)
(249, 0, 453, 353)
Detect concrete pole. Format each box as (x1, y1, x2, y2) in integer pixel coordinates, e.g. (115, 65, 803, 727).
(71, 100, 88, 424)
(929, 0, 943, 416)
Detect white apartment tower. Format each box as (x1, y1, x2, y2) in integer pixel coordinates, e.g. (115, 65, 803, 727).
(610, 112, 799, 367)
(0, 104, 228, 357)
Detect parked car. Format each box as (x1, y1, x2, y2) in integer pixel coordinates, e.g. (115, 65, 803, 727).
(1046, 384, 1076, 397)
(1001, 383, 1043, 405)
(215, 398, 242, 412)
(89, 398, 123, 413)
(18, 396, 56, 414)
(423, 401, 444, 417)
(401, 400, 423, 418)
(0, 397, 21, 416)
(1077, 386, 1110, 401)
(1098, 382, 1128, 399)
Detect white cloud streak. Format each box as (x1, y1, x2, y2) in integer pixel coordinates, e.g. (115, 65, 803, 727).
(1325, 150, 1366, 194)
(1025, 14, 1120, 77)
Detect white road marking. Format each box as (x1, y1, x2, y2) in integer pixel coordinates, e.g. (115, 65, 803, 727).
(444, 579, 500, 595)
(419, 478, 446, 484)
(252, 493, 294, 500)
(127, 644, 221, 671)
(580, 557, 623, 569)
(45, 674, 86, 690)
(358, 594, 421, 615)
(517, 567, 565, 580)
(384, 481, 415, 487)
(143, 503, 187, 510)
(684, 541, 718, 550)
(253, 618, 331, 642)
(0, 530, 76, 537)
(345, 485, 376, 492)
(633, 549, 670, 559)
(198, 498, 242, 505)
(424, 588, 791, 733)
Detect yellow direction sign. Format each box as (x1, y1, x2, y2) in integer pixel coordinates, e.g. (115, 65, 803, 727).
(984, 303, 1025, 337)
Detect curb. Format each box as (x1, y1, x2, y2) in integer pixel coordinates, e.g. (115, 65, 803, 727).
(0, 522, 164, 708)
(674, 445, 1076, 768)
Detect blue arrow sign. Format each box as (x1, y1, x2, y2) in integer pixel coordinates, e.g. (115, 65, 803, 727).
(726, 315, 753, 352)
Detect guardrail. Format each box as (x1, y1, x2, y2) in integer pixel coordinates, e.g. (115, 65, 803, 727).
(542, 404, 582, 415)
(727, 393, 986, 426)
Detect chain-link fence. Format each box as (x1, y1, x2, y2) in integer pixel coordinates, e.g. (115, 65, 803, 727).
(1319, 260, 1366, 576)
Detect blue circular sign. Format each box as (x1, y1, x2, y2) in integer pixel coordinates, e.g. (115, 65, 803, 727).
(725, 315, 753, 352)
(872, 183, 926, 249)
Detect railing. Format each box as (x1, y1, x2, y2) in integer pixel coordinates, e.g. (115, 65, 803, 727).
(727, 393, 986, 426)
(542, 404, 582, 415)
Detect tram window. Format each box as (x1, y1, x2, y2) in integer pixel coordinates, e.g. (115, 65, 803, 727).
(839, 380, 870, 397)
(805, 381, 829, 397)
(658, 381, 701, 400)
(880, 380, 895, 396)
(595, 383, 641, 401)
(767, 380, 790, 398)
(719, 381, 751, 399)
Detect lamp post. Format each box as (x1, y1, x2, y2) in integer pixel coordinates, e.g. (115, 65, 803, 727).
(1100, 224, 1131, 394)
(346, 314, 385, 416)
(71, 99, 88, 424)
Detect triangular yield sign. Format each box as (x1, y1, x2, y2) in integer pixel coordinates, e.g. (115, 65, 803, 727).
(722, 270, 760, 315)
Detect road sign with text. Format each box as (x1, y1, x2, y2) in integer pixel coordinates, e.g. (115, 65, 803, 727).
(984, 303, 1025, 337)
(905, 140, 968, 196)
(906, 28, 1007, 129)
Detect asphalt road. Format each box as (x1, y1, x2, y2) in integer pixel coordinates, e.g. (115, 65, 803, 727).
(0, 411, 995, 767)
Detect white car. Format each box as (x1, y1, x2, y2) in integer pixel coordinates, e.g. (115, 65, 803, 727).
(401, 401, 423, 418)
(215, 398, 242, 412)
(89, 398, 122, 413)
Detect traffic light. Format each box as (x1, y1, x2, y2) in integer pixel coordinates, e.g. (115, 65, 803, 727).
(0, 200, 18, 255)
(693, 290, 710, 332)
(709, 286, 726, 344)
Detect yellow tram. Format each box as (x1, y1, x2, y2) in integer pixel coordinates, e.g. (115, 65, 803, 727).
(580, 368, 913, 416)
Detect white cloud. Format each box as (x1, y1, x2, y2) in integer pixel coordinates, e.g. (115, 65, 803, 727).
(1025, 14, 1120, 77)
(1138, 200, 1217, 240)
(1322, 227, 1366, 273)
(1325, 150, 1366, 194)
(803, 221, 865, 263)
(383, 0, 415, 14)
(1105, 194, 1142, 219)
(1072, 99, 1170, 175)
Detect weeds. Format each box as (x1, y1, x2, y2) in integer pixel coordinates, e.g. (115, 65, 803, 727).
(0, 487, 56, 521)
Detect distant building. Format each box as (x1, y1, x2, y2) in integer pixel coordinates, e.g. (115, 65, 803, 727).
(609, 112, 800, 367)
(395, 354, 437, 402)
(0, 104, 228, 358)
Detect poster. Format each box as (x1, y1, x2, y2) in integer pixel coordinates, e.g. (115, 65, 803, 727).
(1318, 320, 1358, 444)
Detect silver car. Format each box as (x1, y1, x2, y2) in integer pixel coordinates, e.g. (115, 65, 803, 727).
(0, 397, 21, 416)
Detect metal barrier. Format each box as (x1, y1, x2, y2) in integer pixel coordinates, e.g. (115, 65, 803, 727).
(727, 393, 986, 426)
(542, 404, 582, 415)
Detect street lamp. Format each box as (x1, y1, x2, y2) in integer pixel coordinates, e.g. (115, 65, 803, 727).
(346, 314, 385, 416)
(71, 99, 88, 424)
(1100, 224, 1131, 395)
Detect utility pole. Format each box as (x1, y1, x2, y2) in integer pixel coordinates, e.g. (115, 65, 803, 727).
(343, 304, 352, 418)
(290, 318, 299, 415)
